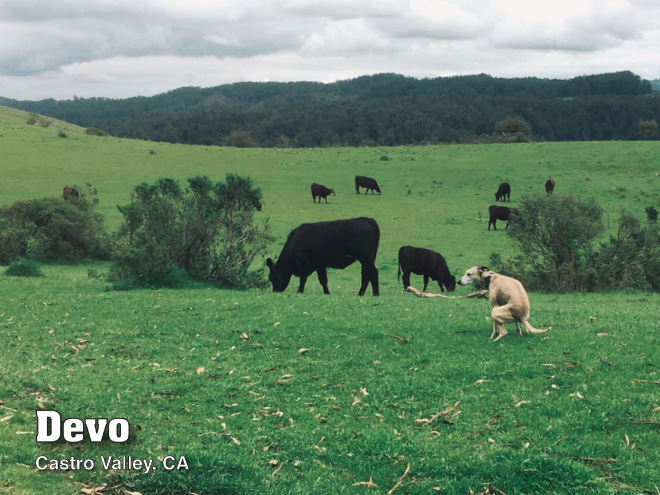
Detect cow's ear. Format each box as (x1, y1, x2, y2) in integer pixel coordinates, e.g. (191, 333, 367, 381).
(478, 266, 489, 274)
(266, 258, 274, 269)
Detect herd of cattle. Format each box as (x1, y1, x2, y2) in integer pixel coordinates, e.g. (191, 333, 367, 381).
(265, 175, 556, 296)
(62, 175, 554, 298)
(488, 177, 555, 231)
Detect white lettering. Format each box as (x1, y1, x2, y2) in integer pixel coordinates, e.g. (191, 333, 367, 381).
(36, 411, 61, 442)
(35, 455, 48, 470)
(85, 419, 108, 442)
(108, 419, 130, 443)
(63, 418, 84, 443)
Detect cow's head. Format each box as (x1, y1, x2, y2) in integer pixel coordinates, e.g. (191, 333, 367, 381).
(446, 274, 457, 292)
(329, 189, 336, 196)
(266, 258, 291, 292)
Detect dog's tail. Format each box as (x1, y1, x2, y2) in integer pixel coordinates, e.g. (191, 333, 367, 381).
(524, 321, 551, 334)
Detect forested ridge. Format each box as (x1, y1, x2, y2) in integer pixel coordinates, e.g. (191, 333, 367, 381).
(2, 71, 659, 146)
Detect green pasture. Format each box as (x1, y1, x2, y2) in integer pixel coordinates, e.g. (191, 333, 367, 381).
(1, 106, 660, 494)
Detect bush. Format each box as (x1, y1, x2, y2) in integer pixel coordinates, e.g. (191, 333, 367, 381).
(589, 211, 660, 290)
(5, 259, 44, 277)
(109, 174, 273, 289)
(0, 184, 109, 263)
(507, 195, 603, 290)
(493, 116, 533, 143)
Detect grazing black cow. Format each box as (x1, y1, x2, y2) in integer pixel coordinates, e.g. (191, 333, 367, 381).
(355, 176, 381, 195)
(398, 246, 456, 292)
(495, 182, 511, 202)
(488, 205, 511, 231)
(545, 177, 556, 195)
(311, 183, 335, 203)
(266, 217, 380, 296)
(62, 185, 79, 200)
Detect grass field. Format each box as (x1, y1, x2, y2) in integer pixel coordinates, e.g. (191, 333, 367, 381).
(1, 106, 660, 494)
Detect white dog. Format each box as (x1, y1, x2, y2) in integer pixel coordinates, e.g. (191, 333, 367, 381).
(458, 266, 551, 341)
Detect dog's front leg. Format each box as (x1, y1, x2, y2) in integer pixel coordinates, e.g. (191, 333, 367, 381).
(490, 320, 498, 339)
(493, 324, 508, 341)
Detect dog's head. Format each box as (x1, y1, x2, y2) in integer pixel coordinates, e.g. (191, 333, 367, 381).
(458, 266, 493, 289)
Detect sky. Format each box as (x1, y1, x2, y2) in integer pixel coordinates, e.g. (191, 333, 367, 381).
(0, 0, 658, 101)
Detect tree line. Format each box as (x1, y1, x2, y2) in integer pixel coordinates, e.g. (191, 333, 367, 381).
(2, 71, 659, 146)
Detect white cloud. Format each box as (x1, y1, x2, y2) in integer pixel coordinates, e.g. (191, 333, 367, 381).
(0, 0, 658, 99)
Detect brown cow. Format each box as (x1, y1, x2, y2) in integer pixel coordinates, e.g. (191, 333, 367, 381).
(62, 186, 79, 200)
(545, 177, 556, 195)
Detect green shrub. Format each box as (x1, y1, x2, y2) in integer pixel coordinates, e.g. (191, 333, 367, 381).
(589, 211, 660, 290)
(5, 259, 44, 277)
(109, 174, 273, 289)
(0, 184, 109, 263)
(507, 195, 603, 290)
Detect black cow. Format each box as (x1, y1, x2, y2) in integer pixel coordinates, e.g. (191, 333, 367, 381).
(495, 182, 511, 202)
(266, 217, 380, 296)
(488, 205, 511, 231)
(355, 176, 381, 195)
(311, 183, 335, 203)
(398, 246, 456, 292)
(62, 185, 79, 200)
(545, 177, 556, 195)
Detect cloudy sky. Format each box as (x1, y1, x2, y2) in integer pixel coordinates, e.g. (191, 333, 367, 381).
(0, 0, 658, 100)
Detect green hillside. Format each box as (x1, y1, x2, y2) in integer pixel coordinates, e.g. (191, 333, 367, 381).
(1, 106, 660, 495)
(1, 104, 659, 273)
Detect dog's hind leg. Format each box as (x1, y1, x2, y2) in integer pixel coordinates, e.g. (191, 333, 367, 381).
(491, 304, 515, 340)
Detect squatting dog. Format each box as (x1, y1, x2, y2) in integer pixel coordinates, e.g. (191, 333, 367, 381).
(458, 266, 551, 341)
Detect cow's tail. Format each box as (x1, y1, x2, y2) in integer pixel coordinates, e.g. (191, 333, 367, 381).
(397, 261, 401, 282)
(524, 320, 551, 334)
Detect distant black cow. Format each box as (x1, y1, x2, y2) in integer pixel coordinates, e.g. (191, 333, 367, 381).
(398, 246, 456, 292)
(62, 185, 79, 200)
(355, 176, 381, 195)
(495, 182, 511, 202)
(488, 205, 511, 231)
(545, 177, 556, 195)
(266, 217, 380, 296)
(311, 183, 335, 203)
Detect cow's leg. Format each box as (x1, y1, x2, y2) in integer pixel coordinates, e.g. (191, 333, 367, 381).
(359, 262, 379, 296)
(324, 197, 328, 203)
(316, 267, 330, 294)
(297, 275, 308, 293)
(370, 264, 379, 296)
(505, 221, 509, 230)
(488, 220, 492, 231)
(402, 272, 411, 291)
(423, 274, 430, 292)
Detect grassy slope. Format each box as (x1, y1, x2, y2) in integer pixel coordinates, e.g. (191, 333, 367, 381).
(1, 106, 660, 494)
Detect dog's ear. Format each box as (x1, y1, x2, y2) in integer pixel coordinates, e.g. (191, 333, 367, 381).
(478, 266, 489, 274)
